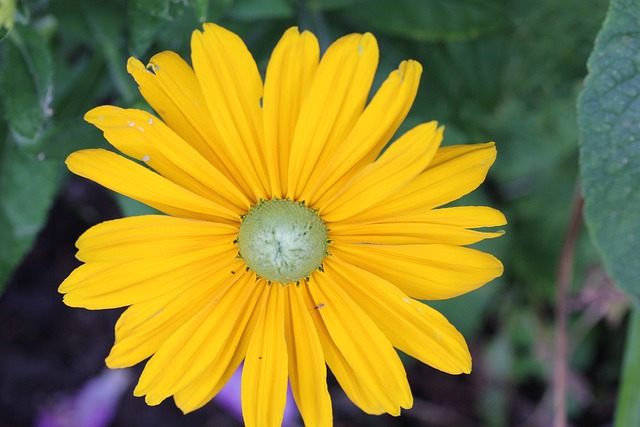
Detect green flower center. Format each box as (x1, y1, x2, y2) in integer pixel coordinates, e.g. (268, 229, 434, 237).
(237, 198, 329, 283)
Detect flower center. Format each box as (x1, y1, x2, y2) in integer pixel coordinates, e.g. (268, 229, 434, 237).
(237, 198, 329, 283)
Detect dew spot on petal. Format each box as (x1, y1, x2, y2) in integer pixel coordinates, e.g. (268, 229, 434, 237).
(148, 118, 154, 125)
(142, 155, 150, 162)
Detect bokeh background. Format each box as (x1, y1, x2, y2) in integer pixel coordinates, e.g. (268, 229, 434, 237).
(1, 0, 636, 426)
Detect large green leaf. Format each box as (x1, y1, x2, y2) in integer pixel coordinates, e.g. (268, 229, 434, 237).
(580, 2, 640, 425)
(0, 24, 53, 148)
(0, 21, 60, 290)
(578, 0, 640, 300)
(335, 0, 511, 42)
(0, 135, 61, 289)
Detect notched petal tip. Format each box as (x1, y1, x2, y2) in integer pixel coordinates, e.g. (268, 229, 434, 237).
(133, 381, 147, 398)
(397, 59, 423, 80)
(354, 32, 378, 61)
(199, 22, 241, 42)
(359, 32, 378, 49)
(408, 58, 423, 74)
(60, 293, 87, 308)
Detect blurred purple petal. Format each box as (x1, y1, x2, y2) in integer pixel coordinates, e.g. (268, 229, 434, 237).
(37, 368, 132, 427)
(214, 364, 300, 426)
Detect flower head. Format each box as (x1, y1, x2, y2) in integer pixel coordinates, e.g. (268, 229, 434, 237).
(61, 23, 505, 426)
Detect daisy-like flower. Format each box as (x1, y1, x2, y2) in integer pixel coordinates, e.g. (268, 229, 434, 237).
(60, 23, 505, 426)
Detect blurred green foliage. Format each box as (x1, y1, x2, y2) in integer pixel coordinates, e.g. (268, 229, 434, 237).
(1, 0, 637, 425)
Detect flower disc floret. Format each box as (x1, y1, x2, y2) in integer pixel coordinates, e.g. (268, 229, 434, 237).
(237, 199, 328, 283)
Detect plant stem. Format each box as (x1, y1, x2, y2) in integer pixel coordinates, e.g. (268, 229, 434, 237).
(614, 306, 640, 427)
(553, 182, 583, 427)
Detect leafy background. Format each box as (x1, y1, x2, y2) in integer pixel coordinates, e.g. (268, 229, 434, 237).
(0, 0, 637, 426)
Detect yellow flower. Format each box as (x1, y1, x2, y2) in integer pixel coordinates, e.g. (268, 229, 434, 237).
(60, 23, 505, 426)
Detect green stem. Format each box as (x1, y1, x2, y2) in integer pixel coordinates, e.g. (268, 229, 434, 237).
(553, 184, 583, 427)
(614, 306, 640, 427)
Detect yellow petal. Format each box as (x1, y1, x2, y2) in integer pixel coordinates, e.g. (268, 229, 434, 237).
(390, 206, 507, 228)
(134, 271, 262, 405)
(60, 246, 238, 309)
(330, 221, 503, 245)
(85, 106, 250, 213)
(191, 23, 268, 200)
(350, 142, 497, 223)
(106, 294, 177, 369)
(339, 206, 507, 236)
(174, 280, 267, 413)
(66, 149, 238, 223)
(297, 281, 382, 413)
(242, 283, 288, 427)
(75, 215, 237, 262)
(126, 54, 238, 185)
(325, 258, 471, 374)
(305, 60, 422, 205)
(308, 272, 412, 415)
(126, 53, 210, 156)
(284, 285, 332, 427)
(331, 242, 503, 300)
(106, 258, 245, 368)
(263, 27, 319, 198)
(287, 32, 379, 200)
(318, 122, 441, 222)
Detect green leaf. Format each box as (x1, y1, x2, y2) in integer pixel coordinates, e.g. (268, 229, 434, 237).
(336, 0, 512, 42)
(0, 23, 53, 148)
(0, 135, 61, 290)
(578, 0, 640, 300)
